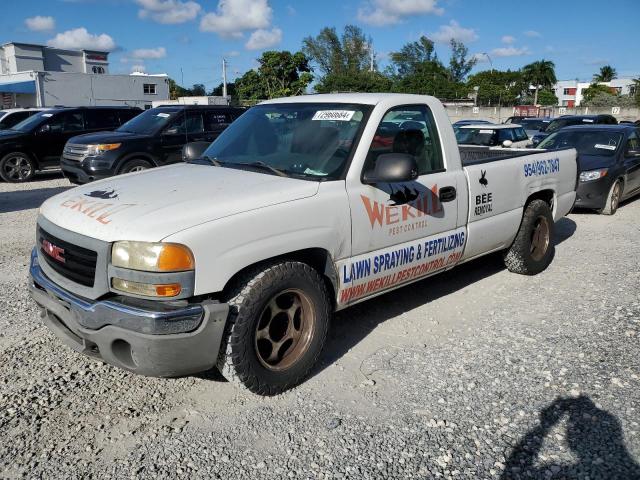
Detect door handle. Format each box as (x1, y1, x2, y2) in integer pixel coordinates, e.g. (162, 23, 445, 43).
(439, 186, 456, 202)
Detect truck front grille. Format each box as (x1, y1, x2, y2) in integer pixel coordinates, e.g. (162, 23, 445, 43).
(63, 144, 91, 162)
(38, 227, 97, 287)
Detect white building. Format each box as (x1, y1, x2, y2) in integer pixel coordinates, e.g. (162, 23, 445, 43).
(0, 42, 169, 109)
(553, 78, 637, 107)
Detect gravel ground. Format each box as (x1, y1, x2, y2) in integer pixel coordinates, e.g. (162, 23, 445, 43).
(1, 173, 639, 479)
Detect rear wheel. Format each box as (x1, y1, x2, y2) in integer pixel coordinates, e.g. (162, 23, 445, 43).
(0, 152, 35, 183)
(217, 261, 331, 395)
(504, 199, 555, 275)
(119, 159, 153, 175)
(599, 179, 622, 215)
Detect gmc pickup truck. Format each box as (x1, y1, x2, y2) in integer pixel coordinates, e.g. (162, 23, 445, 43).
(29, 94, 578, 395)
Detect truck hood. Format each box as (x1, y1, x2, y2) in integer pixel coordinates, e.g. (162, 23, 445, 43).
(67, 131, 151, 144)
(578, 154, 615, 172)
(40, 163, 320, 242)
(0, 130, 26, 142)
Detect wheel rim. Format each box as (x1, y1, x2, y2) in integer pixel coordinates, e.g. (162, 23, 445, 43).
(611, 182, 621, 211)
(254, 289, 315, 371)
(129, 165, 148, 172)
(530, 215, 550, 262)
(3, 154, 32, 181)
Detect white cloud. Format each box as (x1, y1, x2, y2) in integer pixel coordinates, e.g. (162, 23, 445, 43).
(245, 28, 282, 50)
(501, 35, 515, 44)
(430, 20, 478, 44)
(491, 46, 531, 57)
(226, 50, 241, 57)
(471, 53, 490, 63)
(523, 30, 541, 37)
(358, 0, 443, 26)
(131, 64, 146, 73)
(136, 0, 201, 24)
(200, 0, 271, 38)
(47, 28, 116, 51)
(131, 47, 167, 59)
(25, 16, 55, 32)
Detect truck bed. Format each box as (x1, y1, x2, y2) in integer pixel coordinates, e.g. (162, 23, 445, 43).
(459, 145, 543, 166)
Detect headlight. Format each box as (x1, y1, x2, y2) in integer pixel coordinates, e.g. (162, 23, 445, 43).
(87, 143, 121, 155)
(579, 169, 608, 182)
(111, 241, 195, 272)
(111, 278, 182, 297)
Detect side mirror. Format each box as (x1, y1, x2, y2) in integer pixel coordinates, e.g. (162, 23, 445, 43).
(38, 124, 51, 134)
(502, 140, 513, 148)
(362, 153, 418, 184)
(163, 126, 180, 135)
(182, 141, 211, 161)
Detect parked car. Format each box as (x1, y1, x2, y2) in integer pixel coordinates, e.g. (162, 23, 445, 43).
(504, 115, 534, 124)
(455, 124, 531, 148)
(537, 124, 640, 214)
(0, 106, 141, 182)
(530, 114, 618, 146)
(0, 108, 49, 130)
(518, 117, 551, 138)
(29, 93, 577, 394)
(61, 105, 245, 184)
(453, 119, 492, 127)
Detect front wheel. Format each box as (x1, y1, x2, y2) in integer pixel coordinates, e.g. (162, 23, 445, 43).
(217, 261, 331, 395)
(119, 159, 153, 175)
(599, 179, 622, 215)
(0, 152, 35, 183)
(504, 199, 555, 275)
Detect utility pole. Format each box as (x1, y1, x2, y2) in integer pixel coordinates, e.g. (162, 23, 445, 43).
(222, 58, 228, 98)
(369, 43, 374, 72)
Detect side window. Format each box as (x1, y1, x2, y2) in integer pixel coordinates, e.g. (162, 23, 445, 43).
(49, 112, 84, 132)
(85, 110, 119, 129)
(185, 111, 204, 134)
(498, 128, 516, 143)
(515, 127, 528, 141)
(363, 105, 444, 176)
(626, 131, 640, 154)
(204, 111, 230, 131)
(118, 109, 141, 124)
(3, 111, 30, 128)
(164, 112, 203, 134)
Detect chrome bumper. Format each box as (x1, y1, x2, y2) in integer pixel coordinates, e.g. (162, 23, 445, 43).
(29, 249, 229, 377)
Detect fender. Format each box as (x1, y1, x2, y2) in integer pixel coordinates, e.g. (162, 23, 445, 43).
(114, 151, 160, 171)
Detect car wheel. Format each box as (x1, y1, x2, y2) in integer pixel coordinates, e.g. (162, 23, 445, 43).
(217, 261, 331, 395)
(504, 199, 555, 275)
(119, 159, 153, 175)
(599, 179, 622, 215)
(0, 152, 36, 183)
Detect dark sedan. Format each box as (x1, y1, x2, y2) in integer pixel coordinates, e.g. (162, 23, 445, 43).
(537, 125, 640, 214)
(531, 114, 618, 146)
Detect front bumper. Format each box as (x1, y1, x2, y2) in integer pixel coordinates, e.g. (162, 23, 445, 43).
(29, 250, 229, 377)
(60, 157, 116, 184)
(575, 177, 611, 210)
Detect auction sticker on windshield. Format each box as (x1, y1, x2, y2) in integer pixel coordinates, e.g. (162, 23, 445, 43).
(594, 144, 617, 151)
(156, 113, 171, 118)
(312, 110, 355, 121)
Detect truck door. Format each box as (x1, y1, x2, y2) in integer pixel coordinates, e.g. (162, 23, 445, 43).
(340, 104, 466, 306)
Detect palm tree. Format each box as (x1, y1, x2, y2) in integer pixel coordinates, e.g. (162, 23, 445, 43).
(594, 65, 617, 82)
(522, 60, 557, 105)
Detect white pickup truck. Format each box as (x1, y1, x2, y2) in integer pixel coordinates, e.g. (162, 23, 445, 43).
(29, 93, 577, 395)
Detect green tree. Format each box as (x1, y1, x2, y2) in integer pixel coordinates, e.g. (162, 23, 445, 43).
(593, 65, 617, 82)
(581, 82, 615, 103)
(167, 78, 189, 100)
(634, 78, 640, 106)
(235, 69, 267, 101)
(537, 88, 558, 106)
(389, 36, 436, 77)
(522, 60, 557, 105)
(190, 84, 206, 96)
(392, 60, 467, 99)
(302, 25, 372, 77)
(314, 71, 392, 94)
(583, 92, 635, 107)
(466, 69, 526, 106)
(448, 39, 476, 82)
(257, 51, 313, 98)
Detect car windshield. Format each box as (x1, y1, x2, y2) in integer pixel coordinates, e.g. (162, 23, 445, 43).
(201, 103, 371, 180)
(520, 119, 547, 130)
(537, 130, 623, 156)
(545, 117, 595, 134)
(10, 111, 52, 132)
(455, 127, 497, 146)
(117, 108, 180, 134)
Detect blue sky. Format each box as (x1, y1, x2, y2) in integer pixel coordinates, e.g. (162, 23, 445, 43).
(2, 0, 638, 89)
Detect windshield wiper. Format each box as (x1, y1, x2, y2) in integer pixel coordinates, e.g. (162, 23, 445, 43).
(187, 155, 224, 167)
(234, 161, 288, 177)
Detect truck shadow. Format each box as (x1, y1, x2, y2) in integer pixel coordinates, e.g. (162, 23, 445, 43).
(501, 395, 640, 479)
(0, 182, 71, 214)
(314, 216, 576, 377)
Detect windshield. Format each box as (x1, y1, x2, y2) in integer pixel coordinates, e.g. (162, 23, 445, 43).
(520, 119, 547, 130)
(538, 130, 623, 156)
(201, 103, 371, 180)
(10, 111, 52, 132)
(455, 127, 498, 146)
(117, 108, 180, 134)
(545, 117, 595, 134)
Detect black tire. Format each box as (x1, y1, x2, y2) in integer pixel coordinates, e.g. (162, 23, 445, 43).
(0, 152, 36, 183)
(599, 179, 622, 215)
(119, 158, 153, 175)
(504, 199, 555, 275)
(217, 261, 331, 395)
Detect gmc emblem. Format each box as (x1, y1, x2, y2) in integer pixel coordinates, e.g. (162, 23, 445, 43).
(42, 239, 65, 263)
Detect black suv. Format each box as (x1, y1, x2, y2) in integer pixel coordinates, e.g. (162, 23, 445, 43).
(0, 106, 141, 182)
(531, 114, 618, 146)
(61, 105, 245, 184)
